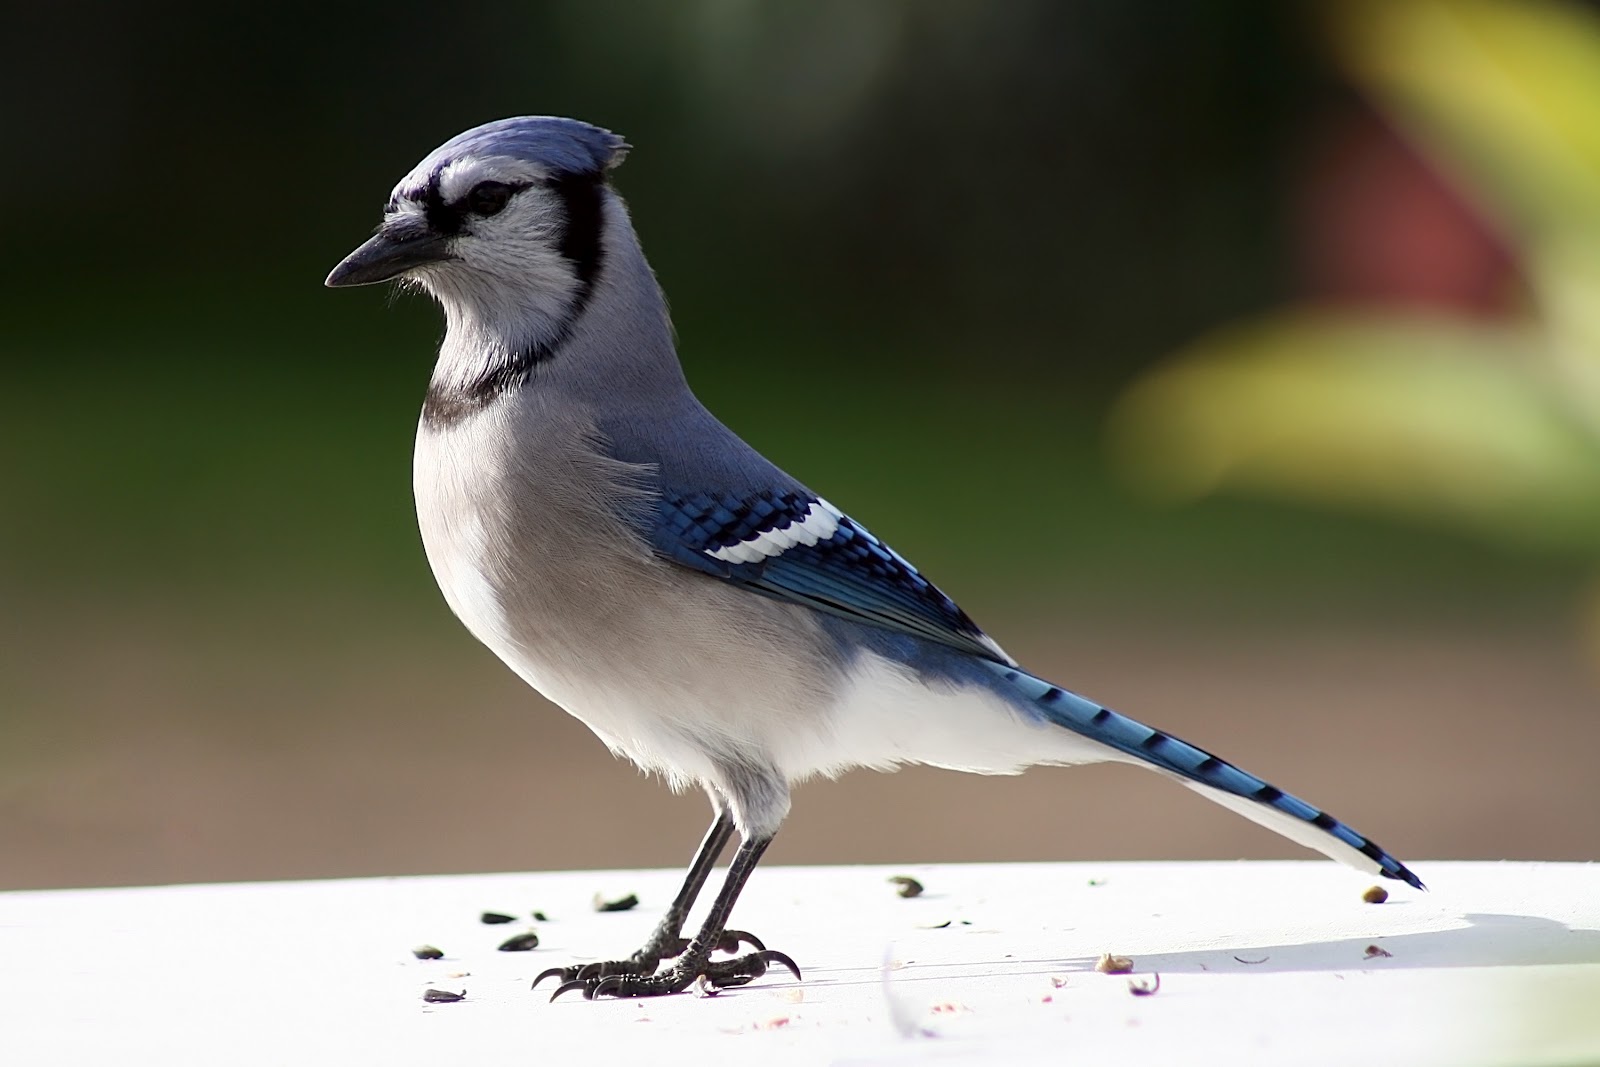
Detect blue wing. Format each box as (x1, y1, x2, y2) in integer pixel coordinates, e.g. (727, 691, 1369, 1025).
(650, 489, 1011, 665)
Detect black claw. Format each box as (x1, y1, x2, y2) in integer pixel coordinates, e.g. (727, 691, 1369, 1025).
(699, 948, 803, 990)
(753, 949, 801, 982)
(541, 944, 800, 1000)
(704, 953, 796, 985)
(534, 953, 662, 993)
(549, 979, 593, 1003)
(539, 928, 768, 995)
(714, 929, 766, 954)
(532, 966, 573, 990)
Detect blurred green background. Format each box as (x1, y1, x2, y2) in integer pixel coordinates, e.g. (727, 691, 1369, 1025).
(4, 0, 1598, 890)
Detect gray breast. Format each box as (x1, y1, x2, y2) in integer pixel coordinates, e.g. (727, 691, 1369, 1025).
(410, 391, 843, 796)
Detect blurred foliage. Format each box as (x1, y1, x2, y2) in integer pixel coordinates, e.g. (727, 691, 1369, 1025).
(1114, 313, 1600, 549)
(1113, 0, 1600, 628)
(0, 0, 1588, 644)
(0, 0, 1311, 370)
(7, 0, 1600, 888)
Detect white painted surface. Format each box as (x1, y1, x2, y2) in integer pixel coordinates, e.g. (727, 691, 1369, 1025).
(4, 861, 1597, 1066)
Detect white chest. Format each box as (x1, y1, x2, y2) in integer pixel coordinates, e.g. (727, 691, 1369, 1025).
(409, 403, 673, 731)
(412, 410, 525, 661)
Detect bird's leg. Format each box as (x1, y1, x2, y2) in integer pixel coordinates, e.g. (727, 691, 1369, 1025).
(551, 833, 800, 1000)
(533, 810, 763, 988)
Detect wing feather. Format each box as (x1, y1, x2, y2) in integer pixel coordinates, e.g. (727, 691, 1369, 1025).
(651, 489, 1011, 664)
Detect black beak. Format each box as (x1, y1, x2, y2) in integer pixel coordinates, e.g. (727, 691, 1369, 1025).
(325, 216, 453, 287)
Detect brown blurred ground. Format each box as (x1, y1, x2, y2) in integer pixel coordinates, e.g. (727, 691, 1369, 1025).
(4, 596, 1594, 891)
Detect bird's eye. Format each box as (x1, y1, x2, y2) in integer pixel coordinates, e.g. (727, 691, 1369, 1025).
(466, 181, 515, 217)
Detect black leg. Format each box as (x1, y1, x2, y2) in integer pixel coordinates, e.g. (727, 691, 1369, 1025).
(643, 810, 739, 957)
(551, 833, 800, 1000)
(533, 810, 764, 989)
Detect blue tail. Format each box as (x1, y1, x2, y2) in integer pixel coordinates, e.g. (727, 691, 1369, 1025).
(983, 661, 1425, 890)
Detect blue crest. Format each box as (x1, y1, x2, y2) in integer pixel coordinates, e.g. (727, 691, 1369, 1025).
(411, 116, 628, 182)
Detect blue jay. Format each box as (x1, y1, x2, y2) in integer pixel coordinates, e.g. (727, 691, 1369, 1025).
(326, 117, 1422, 1001)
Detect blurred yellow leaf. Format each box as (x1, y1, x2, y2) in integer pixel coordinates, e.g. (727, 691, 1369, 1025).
(1530, 241, 1600, 432)
(1332, 0, 1600, 406)
(1332, 0, 1600, 235)
(1110, 311, 1600, 550)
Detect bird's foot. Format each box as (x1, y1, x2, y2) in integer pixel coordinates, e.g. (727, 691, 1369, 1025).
(531, 929, 765, 990)
(549, 946, 800, 1001)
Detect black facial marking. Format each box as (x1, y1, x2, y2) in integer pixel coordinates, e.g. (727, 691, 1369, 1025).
(418, 166, 610, 429)
(404, 172, 531, 236)
(548, 171, 606, 295)
(421, 172, 464, 235)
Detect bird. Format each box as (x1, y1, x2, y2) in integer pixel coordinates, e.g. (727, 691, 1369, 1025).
(326, 116, 1423, 1001)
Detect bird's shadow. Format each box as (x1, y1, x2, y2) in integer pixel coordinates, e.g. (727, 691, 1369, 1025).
(805, 912, 1600, 987)
(1039, 912, 1599, 975)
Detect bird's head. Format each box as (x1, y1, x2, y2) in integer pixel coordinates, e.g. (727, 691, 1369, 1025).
(325, 116, 628, 328)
